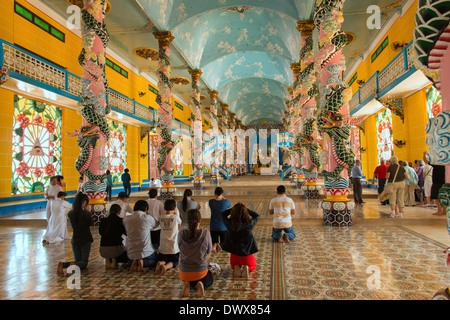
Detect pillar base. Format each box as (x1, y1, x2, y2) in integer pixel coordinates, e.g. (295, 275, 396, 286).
(160, 187, 176, 201)
(211, 176, 220, 186)
(193, 179, 204, 190)
(294, 179, 304, 189)
(302, 185, 321, 199)
(87, 195, 107, 225)
(321, 190, 354, 227)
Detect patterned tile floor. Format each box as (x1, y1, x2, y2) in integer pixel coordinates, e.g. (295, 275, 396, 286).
(0, 176, 449, 300)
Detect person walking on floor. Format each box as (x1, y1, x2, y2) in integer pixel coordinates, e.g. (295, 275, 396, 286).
(209, 187, 231, 253)
(269, 185, 296, 243)
(57, 193, 93, 276)
(99, 204, 128, 269)
(424, 151, 446, 216)
(423, 159, 434, 207)
(221, 202, 260, 278)
(373, 159, 389, 205)
(123, 200, 159, 272)
(178, 208, 213, 298)
(121, 168, 131, 198)
(155, 199, 181, 276)
(386, 156, 408, 218)
(403, 161, 418, 206)
(351, 159, 364, 204)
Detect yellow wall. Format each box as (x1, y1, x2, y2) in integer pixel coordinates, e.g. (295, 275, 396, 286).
(0, 0, 204, 198)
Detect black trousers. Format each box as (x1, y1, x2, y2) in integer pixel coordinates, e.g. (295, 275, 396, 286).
(210, 230, 227, 247)
(352, 178, 363, 203)
(378, 179, 389, 205)
(123, 184, 131, 197)
(189, 270, 214, 289)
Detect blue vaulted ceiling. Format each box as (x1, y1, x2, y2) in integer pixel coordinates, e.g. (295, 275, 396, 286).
(42, 0, 406, 125)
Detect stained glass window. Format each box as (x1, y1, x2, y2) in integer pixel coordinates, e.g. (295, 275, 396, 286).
(376, 108, 394, 163)
(106, 120, 127, 183)
(426, 86, 442, 119)
(11, 95, 62, 195)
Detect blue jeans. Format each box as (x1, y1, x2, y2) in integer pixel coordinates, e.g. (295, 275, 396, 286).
(128, 252, 158, 268)
(62, 242, 91, 269)
(272, 227, 295, 241)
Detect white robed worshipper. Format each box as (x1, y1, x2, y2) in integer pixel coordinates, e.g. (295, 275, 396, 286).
(43, 192, 72, 244)
(45, 176, 62, 221)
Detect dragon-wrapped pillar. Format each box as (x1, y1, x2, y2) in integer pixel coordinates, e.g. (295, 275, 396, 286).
(290, 64, 305, 189)
(73, 0, 111, 225)
(315, 0, 355, 226)
(297, 20, 321, 199)
(188, 69, 204, 190)
(208, 90, 221, 186)
(153, 31, 176, 200)
(413, 0, 450, 300)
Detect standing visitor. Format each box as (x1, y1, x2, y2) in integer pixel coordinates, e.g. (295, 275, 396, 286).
(153, 177, 162, 188)
(121, 168, 131, 198)
(57, 193, 92, 276)
(269, 185, 296, 243)
(178, 209, 213, 298)
(221, 203, 260, 278)
(155, 199, 181, 275)
(403, 161, 418, 206)
(177, 189, 201, 231)
(351, 160, 364, 204)
(43, 191, 71, 244)
(105, 170, 113, 201)
(424, 152, 446, 215)
(373, 159, 389, 205)
(414, 160, 425, 205)
(99, 204, 128, 269)
(209, 187, 231, 253)
(423, 159, 434, 207)
(111, 192, 133, 218)
(146, 188, 165, 250)
(386, 156, 408, 218)
(45, 176, 62, 222)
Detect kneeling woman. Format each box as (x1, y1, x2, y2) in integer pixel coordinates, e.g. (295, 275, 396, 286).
(221, 203, 260, 278)
(178, 209, 213, 297)
(99, 204, 128, 269)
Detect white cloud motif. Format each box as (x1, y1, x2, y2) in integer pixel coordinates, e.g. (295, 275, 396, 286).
(237, 28, 248, 44)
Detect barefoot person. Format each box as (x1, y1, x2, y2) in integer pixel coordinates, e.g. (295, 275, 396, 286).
(156, 199, 181, 275)
(269, 185, 296, 243)
(43, 192, 71, 245)
(221, 203, 259, 278)
(178, 209, 213, 298)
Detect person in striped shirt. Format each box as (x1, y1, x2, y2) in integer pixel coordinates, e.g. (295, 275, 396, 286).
(269, 185, 296, 243)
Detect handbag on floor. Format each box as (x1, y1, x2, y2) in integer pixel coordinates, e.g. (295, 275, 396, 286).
(379, 165, 400, 202)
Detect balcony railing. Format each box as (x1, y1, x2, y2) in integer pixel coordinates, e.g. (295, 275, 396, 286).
(349, 41, 416, 114)
(1, 39, 155, 124)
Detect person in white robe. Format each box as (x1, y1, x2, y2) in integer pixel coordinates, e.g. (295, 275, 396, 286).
(43, 192, 72, 244)
(45, 176, 62, 221)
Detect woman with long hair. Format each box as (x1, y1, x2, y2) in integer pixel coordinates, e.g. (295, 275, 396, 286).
(177, 189, 200, 230)
(221, 203, 260, 278)
(57, 193, 93, 276)
(178, 209, 213, 298)
(99, 204, 128, 269)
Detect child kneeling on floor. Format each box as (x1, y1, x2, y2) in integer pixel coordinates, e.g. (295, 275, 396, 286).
(156, 199, 182, 275)
(178, 209, 213, 298)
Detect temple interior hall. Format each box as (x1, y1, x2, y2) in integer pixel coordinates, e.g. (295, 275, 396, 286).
(0, 0, 449, 302)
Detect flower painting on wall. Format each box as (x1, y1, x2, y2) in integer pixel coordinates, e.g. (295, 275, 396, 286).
(11, 96, 62, 195)
(426, 86, 442, 119)
(106, 120, 127, 183)
(376, 108, 394, 164)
